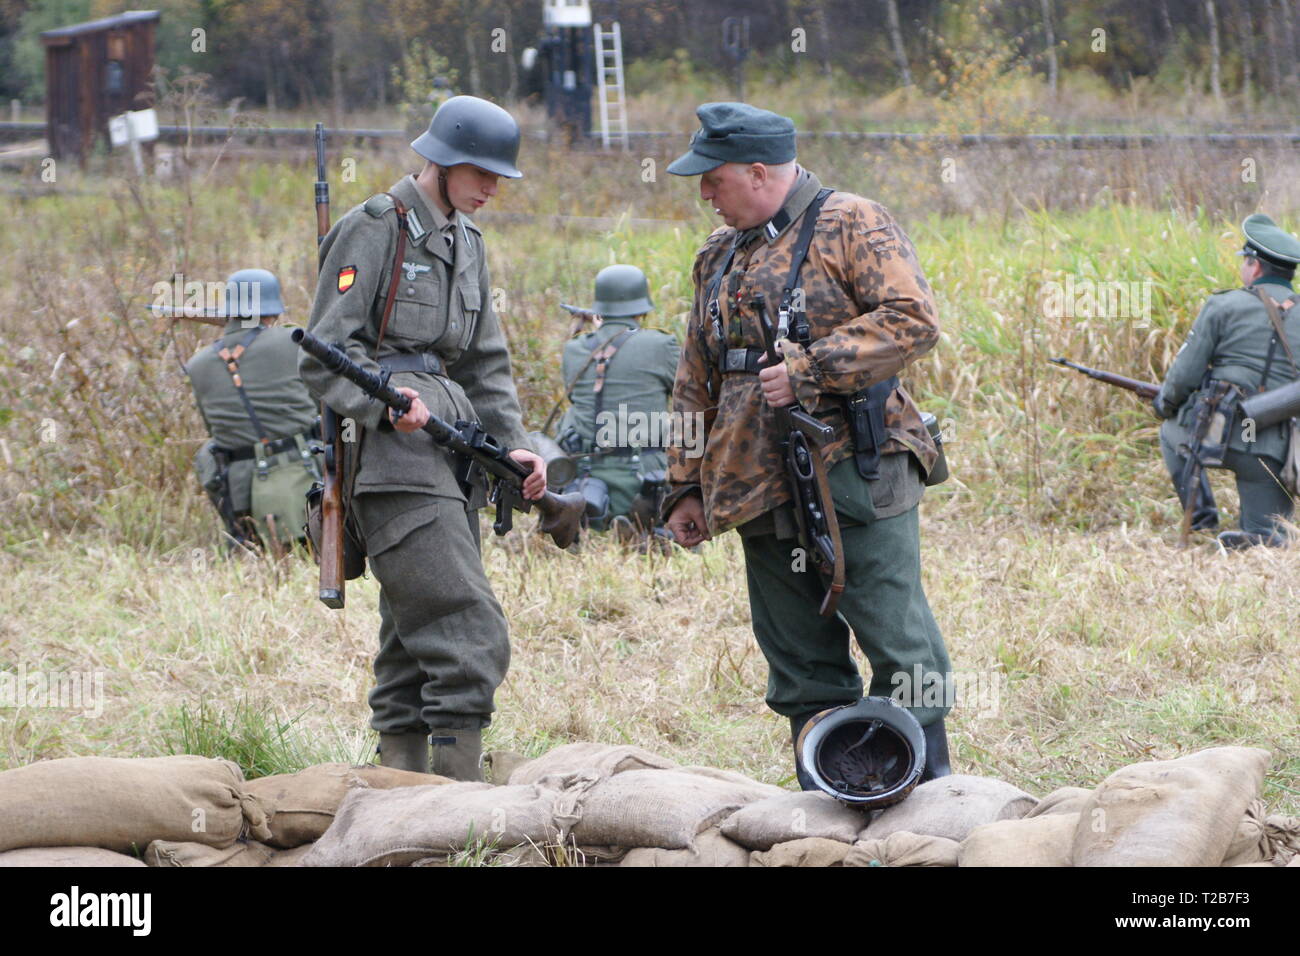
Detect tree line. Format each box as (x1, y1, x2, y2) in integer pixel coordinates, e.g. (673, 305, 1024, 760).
(2, 0, 1297, 113)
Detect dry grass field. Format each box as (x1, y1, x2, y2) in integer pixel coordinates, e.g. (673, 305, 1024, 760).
(0, 77, 1297, 817)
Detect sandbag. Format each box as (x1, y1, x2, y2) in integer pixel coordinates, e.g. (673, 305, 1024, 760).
(146, 839, 276, 867)
(1222, 800, 1271, 867)
(674, 766, 785, 799)
(484, 750, 530, 785)
(266, 844, 314, 867)
(958, 813, 1078, 867)
(863, 775, 1038, 844)
(844, 831, 961, 867)
(0, 755, 270, 853)
(1072, 747, 1270, 867)
(302, 781, 570, 867)
(244, 763, 451, 848)
(508, 742, 676, 785)
(1025, 787, 1093, 818)
(751, 838, 852, 867)
(570, 769, 769, 850)
(721, 790, 867, 850)
(0, 846, 146, 867)
(620, 828, 751, 867)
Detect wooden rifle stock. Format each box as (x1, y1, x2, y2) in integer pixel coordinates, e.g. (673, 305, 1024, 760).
(314, 122, 348, 609)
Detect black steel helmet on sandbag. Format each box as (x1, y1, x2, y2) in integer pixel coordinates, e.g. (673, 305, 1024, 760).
(796, 697, 927, 808)
(411, 95, 523, 179)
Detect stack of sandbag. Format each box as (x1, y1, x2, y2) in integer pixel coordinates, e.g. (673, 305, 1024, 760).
(147, 762, 452, 867)
(735, 776, 1035, 867)
(0, 755, 271, 867)
(956, 747, 1294, 868)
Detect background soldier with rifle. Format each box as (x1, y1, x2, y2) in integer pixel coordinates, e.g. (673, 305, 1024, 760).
(663, 103, 953, 790)
(298, 96, 549, 780)
(1152, 214, 1300, 549)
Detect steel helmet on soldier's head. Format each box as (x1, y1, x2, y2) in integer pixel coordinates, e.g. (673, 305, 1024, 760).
(796, 696, 926, 809)
(411, 95, 523, 179)
(591, 264, 654, 318)
(222, 268, 283, 319)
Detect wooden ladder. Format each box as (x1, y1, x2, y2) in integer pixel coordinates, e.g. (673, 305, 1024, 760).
(593, 21, 629, 151)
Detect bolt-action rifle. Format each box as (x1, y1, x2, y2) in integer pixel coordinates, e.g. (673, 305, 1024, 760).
(1048, 357, 1160, 400)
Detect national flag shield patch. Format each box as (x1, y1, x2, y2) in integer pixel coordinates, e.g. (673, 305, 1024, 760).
(337, 265, 357, 293)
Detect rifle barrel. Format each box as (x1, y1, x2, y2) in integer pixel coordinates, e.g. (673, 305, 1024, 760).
(1049, 357, 1160, 400)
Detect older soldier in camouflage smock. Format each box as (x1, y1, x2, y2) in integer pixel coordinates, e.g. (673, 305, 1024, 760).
(299, 96, 545, 780)
(664, 103, 953, 787)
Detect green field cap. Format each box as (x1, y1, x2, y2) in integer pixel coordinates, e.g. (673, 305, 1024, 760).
(667, 102, 796, 176)
(1239, 213, 1300, 267)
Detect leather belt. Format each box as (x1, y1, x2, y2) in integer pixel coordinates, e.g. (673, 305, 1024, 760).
(722, 347, 766, 374)
(380, 352, 445, 375)
(223, 428, 317, 462)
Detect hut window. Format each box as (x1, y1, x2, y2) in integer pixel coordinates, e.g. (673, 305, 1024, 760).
(105, 60, 124, 96)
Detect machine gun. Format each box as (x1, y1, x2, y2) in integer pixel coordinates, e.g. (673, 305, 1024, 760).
(753, 293, 844, 617)
(293, 329, 585, 549)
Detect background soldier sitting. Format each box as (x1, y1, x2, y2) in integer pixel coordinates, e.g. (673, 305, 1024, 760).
(186, 268, 322, 552)
(553, 264, 679, 542)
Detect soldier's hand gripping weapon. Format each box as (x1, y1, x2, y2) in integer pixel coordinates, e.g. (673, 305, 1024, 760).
(753, 293, 845, 617)
(1048, 357, 1160, 400)
(313, 122, 350, 608)
(293, 329, 585, 549)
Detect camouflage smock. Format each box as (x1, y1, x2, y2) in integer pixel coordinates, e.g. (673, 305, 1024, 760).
(666, 169, 940, 533)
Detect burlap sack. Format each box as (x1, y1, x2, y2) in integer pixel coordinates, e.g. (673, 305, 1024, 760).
(146, 839, 276, 867)
(1025, 787, 1093, 818)
(570, 769, 769, 850)
(1072, 747, 1270, 867)
(508, 742, 676, 785)
(301, 781, 570, 867)
(1264, 815, 1300, 866)
(620, 828, 751, 867)
(0, 846, 146, 867)
(1222, 800, 1271, 867)
(244, 763, 451, 848)
(266, 844, 314, 867)
(844, 831, 961, 867)
(751, 838, 852, 867)
(721, 790, 868, 850)
(863, 775, 1038, 844)
(674, 766, 785, 798)
(484, 750, 530, 785)
(958, 813, 1078, 867)
(0, 755, 270, 852)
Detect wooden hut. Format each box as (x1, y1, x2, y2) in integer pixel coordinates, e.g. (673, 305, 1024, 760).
(41, 10, 160, 161)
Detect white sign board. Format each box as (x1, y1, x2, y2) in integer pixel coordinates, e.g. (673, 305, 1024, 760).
(108, 108, 159, 147)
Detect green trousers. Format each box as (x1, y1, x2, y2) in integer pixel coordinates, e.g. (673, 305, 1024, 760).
(352, 491, 510, 733)
(739, 455, 952, 728)
(1159, 420, 1293, 537)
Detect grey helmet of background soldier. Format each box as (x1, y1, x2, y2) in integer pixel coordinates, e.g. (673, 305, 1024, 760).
(222, 268, 284, 321)
(587, 264, 655, 319)
(410, 94, 523, 206)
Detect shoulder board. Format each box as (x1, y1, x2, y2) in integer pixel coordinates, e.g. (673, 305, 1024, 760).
(363, 194, 396, 218)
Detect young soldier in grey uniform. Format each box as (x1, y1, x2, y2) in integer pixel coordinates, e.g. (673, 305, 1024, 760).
(187, 269, 321, 550)
(555, 264, 680, 538)
(1155, 214, 1300, 549)
(298, 96, 546, 780)
(663, 103, 953, 787)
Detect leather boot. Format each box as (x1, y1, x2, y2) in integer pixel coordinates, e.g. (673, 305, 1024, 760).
(789, 711, 823, 792)
(378, 732, 429, 773)
(430, 726, 484, 781)
(919, 718, 952, 783)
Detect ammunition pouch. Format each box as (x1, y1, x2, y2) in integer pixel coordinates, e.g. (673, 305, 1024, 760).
(844, 377, 898, 480)
(920, 411, 950, 487)
(1189, 379, 1247, 469)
